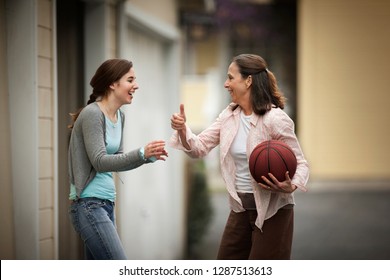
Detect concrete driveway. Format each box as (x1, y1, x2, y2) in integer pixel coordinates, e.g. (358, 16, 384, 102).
(191, 185, 390, 260)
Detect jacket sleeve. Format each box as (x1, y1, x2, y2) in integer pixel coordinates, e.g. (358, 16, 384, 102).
(81, 107, 145, 172)
(169, 107, 229, 158)
(264, 109, 310, 191)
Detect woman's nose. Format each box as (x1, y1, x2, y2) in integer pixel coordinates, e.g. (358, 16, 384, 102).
(224, 80, 229, 88)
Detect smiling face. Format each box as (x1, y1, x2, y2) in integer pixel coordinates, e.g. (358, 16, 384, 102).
(224, 62, 251, 106)
(110, 67, 139, 105)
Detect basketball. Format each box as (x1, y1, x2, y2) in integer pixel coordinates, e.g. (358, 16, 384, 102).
(249, 140, 297, 184)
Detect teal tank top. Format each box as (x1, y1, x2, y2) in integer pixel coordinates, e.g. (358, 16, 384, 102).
(69, 111, 122, 201)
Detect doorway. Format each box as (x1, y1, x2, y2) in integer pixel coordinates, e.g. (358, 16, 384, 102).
(56, 0, 85, 259)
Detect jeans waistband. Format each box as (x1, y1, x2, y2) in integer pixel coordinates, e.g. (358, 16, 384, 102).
(72, 197, 115, 206)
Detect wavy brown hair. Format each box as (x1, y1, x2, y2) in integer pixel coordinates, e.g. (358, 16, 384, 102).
(68, 58, 133, 129)
(232, 54, 285, 115)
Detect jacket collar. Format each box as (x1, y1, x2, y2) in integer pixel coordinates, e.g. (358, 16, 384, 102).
(230, 103, 260, 127)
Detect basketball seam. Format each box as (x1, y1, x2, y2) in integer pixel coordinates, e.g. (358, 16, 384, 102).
(270, 142, 296, 159)
(268, 142, 297, 166)
(267, 141, 271, 176)
(270, 147, 289, 177)
(249, 140, 296, 183)
(253, 149, 265, 181)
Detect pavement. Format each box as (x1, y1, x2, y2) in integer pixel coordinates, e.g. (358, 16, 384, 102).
(190, 184, 390, 260)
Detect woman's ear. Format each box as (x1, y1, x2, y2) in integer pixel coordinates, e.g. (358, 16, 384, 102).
(246, 75, 252, 88)
(109, 82, 117, 90)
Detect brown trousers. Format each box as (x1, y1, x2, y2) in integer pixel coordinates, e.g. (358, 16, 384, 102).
(217, 207, 294, 260)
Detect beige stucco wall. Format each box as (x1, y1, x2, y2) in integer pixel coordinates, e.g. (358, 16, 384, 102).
(182, 77, 209, 130)
(129, 0, 177, 26)
(298, 0, 390, 180)
(194, 35, 220, 74)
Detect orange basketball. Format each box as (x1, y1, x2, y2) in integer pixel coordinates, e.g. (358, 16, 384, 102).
(249, 140, 297, 184)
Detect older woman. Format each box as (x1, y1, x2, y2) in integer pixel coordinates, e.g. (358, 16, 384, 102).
(170, 54, 309, 259)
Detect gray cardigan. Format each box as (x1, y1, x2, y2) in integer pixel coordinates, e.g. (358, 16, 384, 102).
(68, 102, 145, 198)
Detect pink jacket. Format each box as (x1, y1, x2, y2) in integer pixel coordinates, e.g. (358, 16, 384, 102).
(169, 103, 309, 229)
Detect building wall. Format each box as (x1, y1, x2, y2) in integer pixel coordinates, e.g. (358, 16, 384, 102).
(298, 0, 390, 181)
(0, 0, 15, 260)
(129, 0, 177, 27)
(1, 0, 56, 259)
(108, 1, 117, 57)
(117, 0, 184, 259)
(2, 0, 183, 259)
(37, 0, 56, 259)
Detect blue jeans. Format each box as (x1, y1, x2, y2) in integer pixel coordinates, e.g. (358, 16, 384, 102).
(69, 197, 127, 260)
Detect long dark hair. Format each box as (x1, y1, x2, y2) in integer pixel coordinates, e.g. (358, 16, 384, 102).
(68, 58, 133, 129)
(232, 54, 285, 115)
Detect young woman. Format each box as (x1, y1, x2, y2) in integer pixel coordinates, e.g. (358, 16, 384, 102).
(170, 54, 309, 259)
(68, 58, 168, 260)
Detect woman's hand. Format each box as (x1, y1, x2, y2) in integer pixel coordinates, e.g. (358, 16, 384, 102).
(171, 104, 186, 132)
(171, 104, 190, 150)
(144, 140, 168, 161)
(258, 171, 297, 193)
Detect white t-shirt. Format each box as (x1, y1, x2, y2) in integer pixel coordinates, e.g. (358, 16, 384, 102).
(230, 111, 253, 193)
